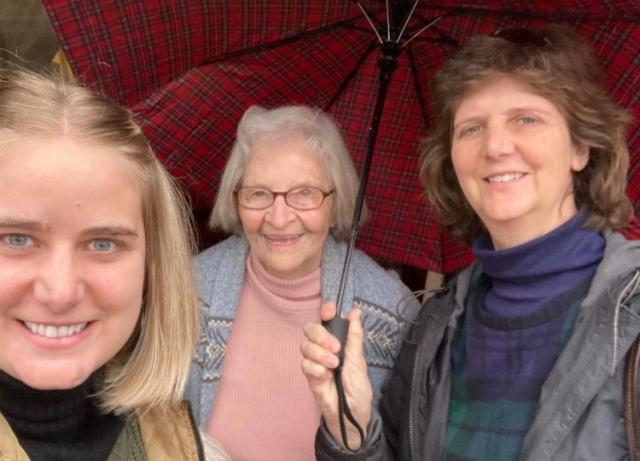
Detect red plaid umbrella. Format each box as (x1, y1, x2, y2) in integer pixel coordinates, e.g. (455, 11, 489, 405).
(43, 0, 640, 274)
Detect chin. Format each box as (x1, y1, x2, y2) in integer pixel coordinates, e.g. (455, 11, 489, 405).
(482, 204, 530, 223)
(12, 364, 93, 390)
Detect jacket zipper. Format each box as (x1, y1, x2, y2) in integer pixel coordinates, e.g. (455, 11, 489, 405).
(407, 343, 424, 461)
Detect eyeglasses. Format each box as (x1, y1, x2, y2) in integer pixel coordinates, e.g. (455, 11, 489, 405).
(235, 186, 335, 210)
(493, 28, 550, 48)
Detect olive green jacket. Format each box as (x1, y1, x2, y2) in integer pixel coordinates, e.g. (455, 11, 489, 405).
(0, 402, 205, 461)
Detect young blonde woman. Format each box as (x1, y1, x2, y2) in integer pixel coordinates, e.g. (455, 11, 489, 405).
(0, 68, 227, 460)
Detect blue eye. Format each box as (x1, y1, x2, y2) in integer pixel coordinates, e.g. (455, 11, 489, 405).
(519, 116, 537, 125)
(460, 124, 482, 137)
(89, 239, 117, 252)
(3, 234, 34, 247)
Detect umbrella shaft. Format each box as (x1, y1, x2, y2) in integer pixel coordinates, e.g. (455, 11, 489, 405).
(334, 47, 399, 317)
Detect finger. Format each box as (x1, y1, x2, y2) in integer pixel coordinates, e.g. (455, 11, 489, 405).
(345, 308, 365, 358)
(300, 339, 340, 369)
(320, 301, 337, 321)
(303, 321, 341, 353)
(301, 357, 335, 381)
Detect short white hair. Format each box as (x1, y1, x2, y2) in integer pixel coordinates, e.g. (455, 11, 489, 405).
(209, 105, 361, 239)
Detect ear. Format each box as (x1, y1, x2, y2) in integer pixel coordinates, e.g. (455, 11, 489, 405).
(570, 142, 589, 172)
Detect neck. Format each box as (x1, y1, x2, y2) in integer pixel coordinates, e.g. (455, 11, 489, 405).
(485, 201, 578, 250)
(473, 209, 604, 317)
(0, 369, 125, 460)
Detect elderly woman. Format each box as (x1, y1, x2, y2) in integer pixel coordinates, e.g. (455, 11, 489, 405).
(302, 26, 640, 461)
(0, 68, 227, 460)
(185, 105, 418, 460)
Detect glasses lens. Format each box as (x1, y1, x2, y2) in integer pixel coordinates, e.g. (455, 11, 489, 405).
(286, 187, 324, 210)
(237, 187, 273, 209)
(494, 28, 548, 48)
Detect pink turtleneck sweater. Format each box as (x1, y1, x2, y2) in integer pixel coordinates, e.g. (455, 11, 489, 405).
(207, 252, 322, 460)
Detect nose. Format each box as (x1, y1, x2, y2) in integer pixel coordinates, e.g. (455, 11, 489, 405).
(264, 195, 296, 228)
(33, 247, 85, 312)
(484, 121, 516, 159)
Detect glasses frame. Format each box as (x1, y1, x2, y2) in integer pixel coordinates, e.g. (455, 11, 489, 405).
(234, 186, 336, 211)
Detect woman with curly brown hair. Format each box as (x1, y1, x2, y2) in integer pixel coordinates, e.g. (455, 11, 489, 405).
(301, 26, 640, 460)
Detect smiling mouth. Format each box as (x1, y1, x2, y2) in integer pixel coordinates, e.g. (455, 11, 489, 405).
(23, 321, 89, 339)
(485, 172, 526, 183)
(264, 234, 302, 244)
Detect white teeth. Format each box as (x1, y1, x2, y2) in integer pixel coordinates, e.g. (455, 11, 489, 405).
(487, 172, 525, 183)
(24, 321, 88, 338)
(266, 235, 298, 242)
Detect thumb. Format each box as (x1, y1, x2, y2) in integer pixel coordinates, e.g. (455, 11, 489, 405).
(345, 308, 365, 359)
(320, 302, 338, 321)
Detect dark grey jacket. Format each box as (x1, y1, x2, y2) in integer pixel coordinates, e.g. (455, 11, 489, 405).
(317, 231, 640, 460)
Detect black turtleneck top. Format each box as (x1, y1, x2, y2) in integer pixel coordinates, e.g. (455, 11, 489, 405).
(0, 370, 125, 461)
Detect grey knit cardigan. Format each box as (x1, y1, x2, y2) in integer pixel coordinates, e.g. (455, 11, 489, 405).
(185, 234, 420, 426)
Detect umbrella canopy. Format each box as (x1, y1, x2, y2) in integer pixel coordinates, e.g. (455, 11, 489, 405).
(43, 0, 640, 274)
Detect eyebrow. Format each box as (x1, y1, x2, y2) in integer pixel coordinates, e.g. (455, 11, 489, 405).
(0, 217, 48, 232)
(0, 218, 139, 238)
(83, 226, 139, 238)
(454, 106, 555, 127)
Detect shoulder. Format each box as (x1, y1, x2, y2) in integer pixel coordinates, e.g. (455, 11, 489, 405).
(0, 412, 28, 460)
(137, 403, 204, 461)
(409, 263, 477, 336)
(593, 231, 640, 304)
(619, 215, 640, 241)
(193, 235, 248, 305)
(194, 236, 248, 285)
(347, 245, 412, 295)
(195, 235, 247, 273)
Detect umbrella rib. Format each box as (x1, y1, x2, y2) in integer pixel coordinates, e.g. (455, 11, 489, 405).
(408, 25, 460, 47)
(407, 46, 430, 129)
(342, 24, 384, 34)
(403, 16, 443, 48)
(386, 0, 391, 41)
(412, 5, 633, 22)
(354, 1, 383, 44)
(396, 0, 421, 43)
(206, 16, 367, 65)
(324, 41, 379, 112)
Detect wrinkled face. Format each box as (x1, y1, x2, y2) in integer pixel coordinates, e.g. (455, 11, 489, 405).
(238, 136, 335, 279)
(0, 136, 146, 389)
(451, 75, 589, 249)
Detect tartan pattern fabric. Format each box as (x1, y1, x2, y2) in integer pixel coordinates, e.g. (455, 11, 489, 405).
(43, 0, 640, 273)
(444, 275, 585, 461)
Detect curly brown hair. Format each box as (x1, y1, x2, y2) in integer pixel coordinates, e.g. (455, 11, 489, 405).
(420, 26, 632, 243)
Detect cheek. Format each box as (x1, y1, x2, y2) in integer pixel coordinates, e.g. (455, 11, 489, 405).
(0, 264, 30, 308)
(450, 152, 473, 191)
(303, 209, 333, 235)
(238, 209, 263, 235)
(97, 257, 146, 309)
(450, 147, 466, 176)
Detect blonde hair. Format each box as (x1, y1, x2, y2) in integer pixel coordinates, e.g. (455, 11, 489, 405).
(420, 26, 632, 242)
(0, 67, 199, 413)
(210, 105, 361, 239)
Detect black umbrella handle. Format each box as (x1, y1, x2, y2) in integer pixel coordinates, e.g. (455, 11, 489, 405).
(322, 316, 350, 363)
